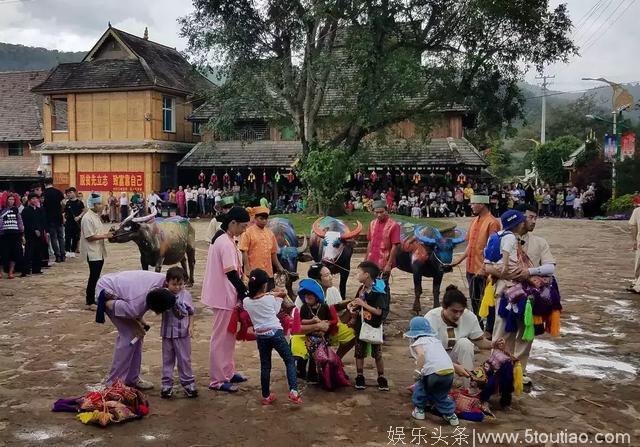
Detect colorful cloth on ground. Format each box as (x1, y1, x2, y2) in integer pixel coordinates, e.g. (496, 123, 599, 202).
(52, 380, 149, 427)
(305, 334, 350, 391)
(367, 216, 401, 270)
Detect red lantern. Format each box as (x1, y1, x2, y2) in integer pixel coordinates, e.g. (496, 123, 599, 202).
(262, 170, 268, 183)
(210, 173, 218, 186)
(370, 170, 378, 183)
(287, 170, 295, 183)
(223, 171, 230, 186)
(198, 171, 205, 184)
(413, 172, 421, 184)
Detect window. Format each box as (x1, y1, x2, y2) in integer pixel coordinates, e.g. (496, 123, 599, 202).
(162, 96, 176, 132)
(51, 98, 68, 131)
(8, 142, 23, 156)
(192, 121, 202, 135)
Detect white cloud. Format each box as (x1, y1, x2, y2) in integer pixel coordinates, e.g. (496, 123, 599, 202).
(0, 0, 638, 93)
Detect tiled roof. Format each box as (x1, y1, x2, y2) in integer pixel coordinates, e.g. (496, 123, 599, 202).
(32, 60, 151, 92)
(32, 27, 213, 95)
(177, 140, 302, 168)
(34, 140, 194, 154)
(0, 152, 41, 180)
(177, 137, 487, 168)
(0, 70, 48, 141)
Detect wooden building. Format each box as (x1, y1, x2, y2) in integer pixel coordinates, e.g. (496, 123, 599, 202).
(0, 70, 49, 193)
(32, 26, 213, 197)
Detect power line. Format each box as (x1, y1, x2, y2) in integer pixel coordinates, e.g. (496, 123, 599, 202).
(571, 0, 607, 40)
(573, 0, 614, 45)
(581, 0, 637, 51)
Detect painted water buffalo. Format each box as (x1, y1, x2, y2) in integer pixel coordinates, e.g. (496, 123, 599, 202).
(395, 223, 465, 313)
(310, 217, 363, 298)
(109, 212, 196, 285)
(267, 217, 311, 298)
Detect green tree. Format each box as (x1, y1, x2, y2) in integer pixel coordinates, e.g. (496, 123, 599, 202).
(546, 94, 609, 141)
(533, 135, 582, 184)
(486, 140, 512, 180)
(181, 0, 576, 205)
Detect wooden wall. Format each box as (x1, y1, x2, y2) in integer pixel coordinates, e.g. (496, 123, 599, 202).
(42, 90, 197, 143)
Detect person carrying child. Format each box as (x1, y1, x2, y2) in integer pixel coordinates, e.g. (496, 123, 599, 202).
(404, 316, 459, 426)
(295, 278, 350, 390)
(243, 268, 303, 405)
(347, 261, 389, 391)
(160, 267, 197, 399)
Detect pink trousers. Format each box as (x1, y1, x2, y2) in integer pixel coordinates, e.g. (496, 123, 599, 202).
(209, 308, 237, 388)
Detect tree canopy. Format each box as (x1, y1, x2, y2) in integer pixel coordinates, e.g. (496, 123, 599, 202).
(180, 0, 576, 207)
(533, 135, 582, 185)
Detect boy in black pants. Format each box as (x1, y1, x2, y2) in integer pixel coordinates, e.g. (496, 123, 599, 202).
(348, 261, 389, 391)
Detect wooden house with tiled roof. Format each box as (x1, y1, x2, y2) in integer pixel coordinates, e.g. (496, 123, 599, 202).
(31, 25, 214, 195)
(0, 70, 49, 192)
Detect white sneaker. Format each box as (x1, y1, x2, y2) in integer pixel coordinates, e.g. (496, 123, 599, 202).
(443, 413, 459, 426)
(134, 379, 154, 390)
(412, 407, 426, 420)
(68, 252, 76, 258)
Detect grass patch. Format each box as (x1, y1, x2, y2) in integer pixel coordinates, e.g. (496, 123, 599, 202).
(271, 211, 456, 235)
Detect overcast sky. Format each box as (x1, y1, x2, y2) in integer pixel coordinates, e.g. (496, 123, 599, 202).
(0, 0, 638, 92)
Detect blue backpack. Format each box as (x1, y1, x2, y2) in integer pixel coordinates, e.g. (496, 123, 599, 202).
(483, 231, 511, 263)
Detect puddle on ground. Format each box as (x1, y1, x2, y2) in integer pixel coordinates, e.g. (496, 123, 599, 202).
(14, 427, 63, 441)
(529, 339, 637, 381)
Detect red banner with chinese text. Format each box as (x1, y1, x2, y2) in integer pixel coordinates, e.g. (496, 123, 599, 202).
(77, 172, 145, 192)
(621, 132, 636, 159)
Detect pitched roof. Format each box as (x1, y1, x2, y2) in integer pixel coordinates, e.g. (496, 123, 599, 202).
(33, 27, 213, 95)
(0, 70, 48, 141)
(0, 153, 41, 180)
(177, 140, 302, 168)
(177, 137, 487, 169)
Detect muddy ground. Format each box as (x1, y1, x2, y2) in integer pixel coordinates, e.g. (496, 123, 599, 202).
(0, 217, 638, 447)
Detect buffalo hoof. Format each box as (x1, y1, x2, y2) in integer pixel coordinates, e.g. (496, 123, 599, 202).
(412, 300, 422, 315)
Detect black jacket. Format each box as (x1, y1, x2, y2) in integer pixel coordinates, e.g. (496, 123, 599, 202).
(21, 205, 47, 237)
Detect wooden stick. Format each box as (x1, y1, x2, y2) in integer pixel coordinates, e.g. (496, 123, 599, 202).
(579, 397, 604, 408)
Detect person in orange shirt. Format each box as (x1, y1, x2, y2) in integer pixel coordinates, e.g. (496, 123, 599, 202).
(451, 195, 500, 327)
(239, 206, 285, 290)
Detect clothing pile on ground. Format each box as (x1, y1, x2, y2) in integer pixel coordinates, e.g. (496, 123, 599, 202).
(52, 380, 149, 427)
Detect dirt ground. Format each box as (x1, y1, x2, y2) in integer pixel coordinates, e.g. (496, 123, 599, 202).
(0, 217, 639, 447)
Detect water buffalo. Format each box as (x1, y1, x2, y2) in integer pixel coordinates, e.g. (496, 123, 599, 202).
(109, 212, 196, 285)
(310, 217, 363, 298)
(395, 223, 465, 313)
(267, 217, 312, 298)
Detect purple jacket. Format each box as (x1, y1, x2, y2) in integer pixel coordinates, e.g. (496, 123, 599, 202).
(0, 207, 24, 235)
(161, 290, 194, 338)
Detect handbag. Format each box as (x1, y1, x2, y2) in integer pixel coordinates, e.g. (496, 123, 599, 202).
(359, 314, 383, 345)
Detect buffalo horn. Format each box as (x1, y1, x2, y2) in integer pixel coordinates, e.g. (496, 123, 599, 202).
(341, 220, 363, 240)
(297, 234, 308, 254)
(414, 225, 438, 245)
(312, 218, 327, 238)
(132, 213, 156, 223)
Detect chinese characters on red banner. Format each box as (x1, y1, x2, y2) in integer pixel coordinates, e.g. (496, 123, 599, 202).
(77, 172, 145, 192)
(621, 132, 636, 159)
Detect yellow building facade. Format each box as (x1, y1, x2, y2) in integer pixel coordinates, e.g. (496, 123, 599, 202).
(33, 26, 212, 197)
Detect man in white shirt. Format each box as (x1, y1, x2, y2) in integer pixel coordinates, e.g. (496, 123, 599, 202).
(425, 286, 493, 387)
(197, 183, 207, 216)
(80, 193, 113, 309)
(628, 196, 640, 294)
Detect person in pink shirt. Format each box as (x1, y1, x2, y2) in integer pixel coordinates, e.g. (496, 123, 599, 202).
(201, 207, 251, 392)
(95, 270, 183, 389)
(176, 186, 186, 217)
(366, 200, 401, 320)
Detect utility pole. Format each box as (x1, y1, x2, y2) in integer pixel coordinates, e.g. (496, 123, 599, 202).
(536, 74, 555, 145)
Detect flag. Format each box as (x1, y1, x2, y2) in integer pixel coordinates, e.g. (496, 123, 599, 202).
(603, 134, 617, 162)
(621, 132, 636, 159)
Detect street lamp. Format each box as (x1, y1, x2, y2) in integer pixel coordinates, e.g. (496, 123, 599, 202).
(582, 77, 634, 198)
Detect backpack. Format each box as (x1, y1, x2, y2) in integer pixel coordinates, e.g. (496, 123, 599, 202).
(483, 231, 511, 263)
